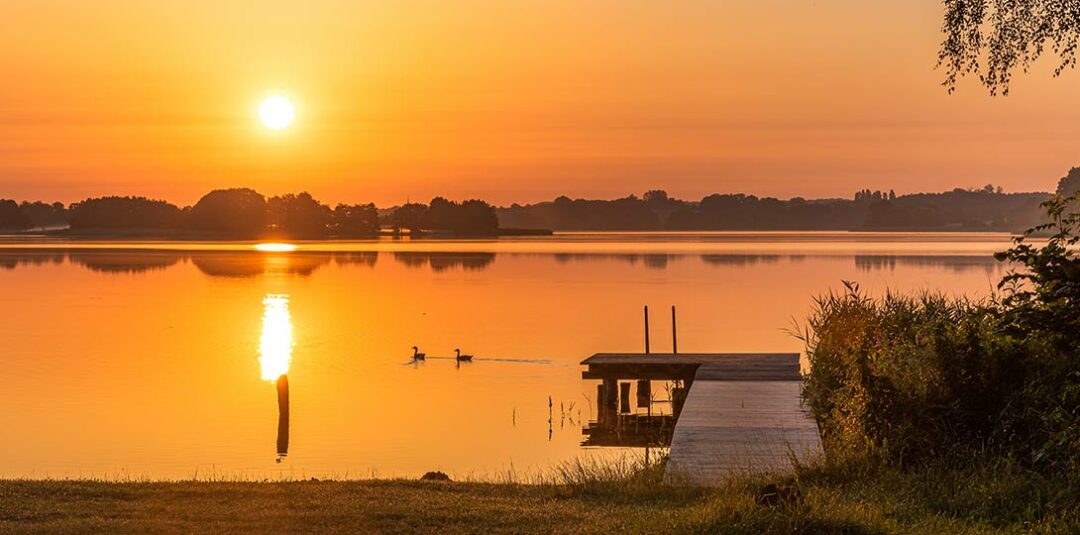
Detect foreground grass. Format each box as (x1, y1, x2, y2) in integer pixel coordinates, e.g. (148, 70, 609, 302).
(2, 461, 1077, 534)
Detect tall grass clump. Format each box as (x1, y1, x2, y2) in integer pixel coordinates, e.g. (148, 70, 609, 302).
(801, 193, 1080, 475)
(800, 286, 1030, 468)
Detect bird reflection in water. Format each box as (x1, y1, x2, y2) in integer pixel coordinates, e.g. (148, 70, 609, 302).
(260, 294, 293, 462)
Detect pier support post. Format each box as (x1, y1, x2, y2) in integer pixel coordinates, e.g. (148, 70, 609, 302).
(602, 378, 618, 427)
(596, 384, 606, 426)
(671, 385, 687, 419)
(619, 382, 631, 414)
(636, 379, 651, 408)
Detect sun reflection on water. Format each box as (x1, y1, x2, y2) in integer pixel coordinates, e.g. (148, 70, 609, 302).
(259, 294, 293, 381)
(254, 243, 297, 252)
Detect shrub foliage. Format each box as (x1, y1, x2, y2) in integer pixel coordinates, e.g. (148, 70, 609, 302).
(802, 194, 1080, 472)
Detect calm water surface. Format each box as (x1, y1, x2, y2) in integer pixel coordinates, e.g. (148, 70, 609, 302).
(0, 232, 1014, 479)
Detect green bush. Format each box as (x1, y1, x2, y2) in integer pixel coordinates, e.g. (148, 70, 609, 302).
(801, 287, 1027, 466)
(801, 194, 1080, 473)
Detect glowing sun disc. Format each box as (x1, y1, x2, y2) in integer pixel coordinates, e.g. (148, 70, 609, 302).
(259, 96, 295, 130)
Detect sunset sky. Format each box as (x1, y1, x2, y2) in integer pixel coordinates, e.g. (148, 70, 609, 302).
(2, 0, 1079, 206)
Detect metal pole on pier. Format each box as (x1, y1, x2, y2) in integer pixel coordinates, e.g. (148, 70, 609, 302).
(644, 305, 650, 354)
(672, 306, 678, 354)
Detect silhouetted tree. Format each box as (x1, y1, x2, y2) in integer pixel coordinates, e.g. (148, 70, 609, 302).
(68, 196, 181, 230)
(1057, 167, 1080, 196)
(0, 200, 32, 229)
(189, 188, 267, 237)
(331, 203, 379, 236)
(422, 197, 458, 230)
(940, 0, 1080, 95)
(456, 199, 499, 234)
(267, 192, 332, 238)
(19, 201, 68, 228)
(854, 189, 888, 203)
(644, 190, 669, 205)
(422, 197, 499, 234)
(526, 195, 659, 230)
(384, 198, 498, 234)
(389, 203, 428, 232)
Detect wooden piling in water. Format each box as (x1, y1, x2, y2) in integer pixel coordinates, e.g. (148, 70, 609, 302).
(276, 374, 290, 460)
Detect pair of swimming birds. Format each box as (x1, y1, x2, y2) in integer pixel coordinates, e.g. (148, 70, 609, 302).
(411, 346, 472, 362)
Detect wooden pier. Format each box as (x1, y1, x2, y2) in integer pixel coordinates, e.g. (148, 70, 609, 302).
(581, 353, 821, 486)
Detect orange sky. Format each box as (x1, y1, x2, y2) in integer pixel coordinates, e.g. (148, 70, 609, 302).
(2, 0, 1079, 206)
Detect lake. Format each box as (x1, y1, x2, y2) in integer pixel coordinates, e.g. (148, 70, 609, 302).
(0, 232, 1014, 480)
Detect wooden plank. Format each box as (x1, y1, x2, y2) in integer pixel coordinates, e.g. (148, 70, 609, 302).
(582, 353, 801, 382)
(664, 380, 822, 486)
(694, 362, 802, 381)
(582, 366, 698, 381)
(582, 353, 799, 366)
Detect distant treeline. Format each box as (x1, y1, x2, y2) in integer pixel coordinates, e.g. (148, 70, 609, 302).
(497, 168, 1080, 232)
(499, 186, 1050, 232)
(0, 188, 500, 238)
(2, 167, 1078, 235)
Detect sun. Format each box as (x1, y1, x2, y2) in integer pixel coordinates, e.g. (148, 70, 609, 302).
(259, 95, 295, 130)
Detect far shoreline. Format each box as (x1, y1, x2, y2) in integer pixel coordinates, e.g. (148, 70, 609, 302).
(0, 227, 1027, 242)
(0, 227, 555, 241)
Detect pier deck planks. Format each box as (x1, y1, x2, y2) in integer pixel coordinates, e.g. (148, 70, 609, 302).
(581, 352, 821, 486)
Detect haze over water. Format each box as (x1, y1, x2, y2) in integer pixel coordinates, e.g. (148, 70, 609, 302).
(0, 232, 1011, 479)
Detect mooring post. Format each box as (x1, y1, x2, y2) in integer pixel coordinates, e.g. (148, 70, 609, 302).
(671, 305, 678, 354)
(276, 374, 290, 461)
(644, 305, 650, 354)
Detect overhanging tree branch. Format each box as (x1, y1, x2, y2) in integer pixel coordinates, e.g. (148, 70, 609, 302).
(939, 0, 1080, 95)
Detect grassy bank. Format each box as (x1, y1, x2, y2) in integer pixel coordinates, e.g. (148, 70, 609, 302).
(2, 460, 1078, 534)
